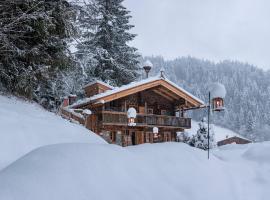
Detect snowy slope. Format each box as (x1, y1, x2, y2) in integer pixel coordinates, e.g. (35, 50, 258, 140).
(0, 142, 269, 200)
(187, 120, 243, 142)
(0, 95, 106, 170)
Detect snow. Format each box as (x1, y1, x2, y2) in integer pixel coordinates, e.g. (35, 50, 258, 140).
(82, 109, 92, 115)
(0, 95, 106, 170)
(127, 107, 136, 118)
(84, 80, 114, 89)
(0, 142, 270, 200)
(210, 82, 226, 98)
(153, 127, 159, 133)
(143, 60, 153, 67)
(71, 75, 205, 107)
(187, 120, 244, 142)
(1, 95, 270, 200)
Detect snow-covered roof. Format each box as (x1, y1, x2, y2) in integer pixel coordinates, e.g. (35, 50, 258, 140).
(84, 80, 114, 89)
(72, 75, 205, 108)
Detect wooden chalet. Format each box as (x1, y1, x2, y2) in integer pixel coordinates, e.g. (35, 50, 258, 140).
(60, 75, 204, 146)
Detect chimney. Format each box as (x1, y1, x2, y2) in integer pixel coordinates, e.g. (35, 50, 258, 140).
(143, 60, 153, 78)
(62, 97, 69, 107)
(83, 80, 113, 97)
(68, 94, 77, 105)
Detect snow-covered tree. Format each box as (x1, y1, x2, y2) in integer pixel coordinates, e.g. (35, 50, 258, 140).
(189, 118, 216, 150)
(77, 0, 140, 86)
(0, 0, 75, 109)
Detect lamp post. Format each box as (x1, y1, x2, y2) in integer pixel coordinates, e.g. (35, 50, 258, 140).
(207, 83, 226, 159)
(153, 127, 159, 143)
(143, 60, 153, 78)
(127, 107, 137, 146)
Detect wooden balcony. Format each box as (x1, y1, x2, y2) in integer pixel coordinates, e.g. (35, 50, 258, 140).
(99, 111, 191, 129)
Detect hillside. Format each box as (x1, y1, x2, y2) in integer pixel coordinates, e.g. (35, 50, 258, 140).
(0, 95, 106, 170)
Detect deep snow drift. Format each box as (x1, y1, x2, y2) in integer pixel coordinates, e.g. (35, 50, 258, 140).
(0, 142, 269, 200)
(0, 95, 105, 170)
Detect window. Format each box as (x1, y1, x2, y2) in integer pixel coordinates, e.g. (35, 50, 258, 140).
(147, 108, 154, 114)
(110, 131, 116, 143)
(161, 109, 167, 115)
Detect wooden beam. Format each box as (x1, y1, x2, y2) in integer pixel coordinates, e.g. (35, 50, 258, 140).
(152, 89, 175, 102)
(156, 87, 179, 100)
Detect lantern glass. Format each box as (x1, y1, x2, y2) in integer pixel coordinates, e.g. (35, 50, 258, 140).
(128, 118, 135, 124)
(212, 97, 224, 111)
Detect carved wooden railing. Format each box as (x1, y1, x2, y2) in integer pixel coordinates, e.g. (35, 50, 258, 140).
(99, 111, 191, 128)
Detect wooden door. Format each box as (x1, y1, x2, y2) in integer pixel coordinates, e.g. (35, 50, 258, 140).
(136, 131, 144, 144)
(144, 132, 154, 143)
(164, 132, 171, 142)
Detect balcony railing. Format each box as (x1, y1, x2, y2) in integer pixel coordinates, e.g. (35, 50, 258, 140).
(99, 111, 191, 128)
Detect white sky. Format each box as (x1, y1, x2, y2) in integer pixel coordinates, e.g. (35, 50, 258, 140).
(124, 0, 270, 70)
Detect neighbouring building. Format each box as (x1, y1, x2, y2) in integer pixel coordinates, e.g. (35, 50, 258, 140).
(60, 71, 204, 146)
(217, 136, 252, 146)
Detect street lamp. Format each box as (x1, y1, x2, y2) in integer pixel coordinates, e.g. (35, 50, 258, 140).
(127, 107, 137, 126)
(153, 127, 159, 142)
(126, 107, 137, 146)
(207, 83, 226, 159)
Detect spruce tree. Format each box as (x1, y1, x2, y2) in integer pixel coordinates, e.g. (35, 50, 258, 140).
(189, 118, 216, 150)
(0, 0, 75, 109)
(76, 0, 139, 86)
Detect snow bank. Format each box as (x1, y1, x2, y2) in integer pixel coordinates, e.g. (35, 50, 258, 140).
(0, 142, 269, 200)
(0, 143, 231, 200)
(0, 95, 105, 170)
(243, 142, 270, 163)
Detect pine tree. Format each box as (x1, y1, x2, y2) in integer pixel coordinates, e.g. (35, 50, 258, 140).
(75, 0, 99, 85)
(189, 118, 216, 150)
(77, 0, 139, 86)
(0, 0, 75, 109)
(245, 111, 256, 141)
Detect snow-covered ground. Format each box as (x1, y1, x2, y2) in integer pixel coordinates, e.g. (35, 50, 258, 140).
(0, 142, 269, 200)
(0, 95, 105, 170)
(0, 95, 269, 200)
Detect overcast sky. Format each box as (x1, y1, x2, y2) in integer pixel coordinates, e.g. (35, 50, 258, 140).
(124, 0, 270, 70)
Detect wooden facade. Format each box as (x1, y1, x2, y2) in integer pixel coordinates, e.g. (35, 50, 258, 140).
(61, 77, 204, 146)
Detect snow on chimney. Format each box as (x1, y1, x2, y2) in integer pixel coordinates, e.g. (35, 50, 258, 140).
(68, 94, 77, 105)
(143, 60, 153, 78)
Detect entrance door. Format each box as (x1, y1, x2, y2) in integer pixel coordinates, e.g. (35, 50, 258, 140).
(164, 132, 172, 142)
(145, 132, 154, 143)
(131, 131, 136, 145)
(136, 131, 144, 144)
